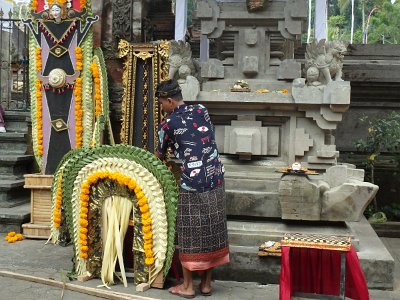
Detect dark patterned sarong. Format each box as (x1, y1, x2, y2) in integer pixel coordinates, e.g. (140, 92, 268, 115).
(177, 184, 229, 270)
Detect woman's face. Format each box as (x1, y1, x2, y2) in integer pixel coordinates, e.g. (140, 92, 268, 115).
(51, 5, 62, 19)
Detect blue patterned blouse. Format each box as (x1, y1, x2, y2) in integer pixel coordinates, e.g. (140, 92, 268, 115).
(157, 104, 224, 192)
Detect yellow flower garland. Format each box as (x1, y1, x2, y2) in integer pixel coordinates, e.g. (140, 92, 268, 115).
(80, 0, 87, 9)
(31, 0, 38, 11)
(74, 47, 84, 148)
(53, 176, 63, 228)
(35, 48, 42, 71)
(36, 78, 43, 156)
(76, 47, 83, 71)
(78, 171, 155, 265)
(74, 77, 83, 148)
(90, 62, 102, 116)
(48, 0, 67, 6)
(35, 47, 43, 156)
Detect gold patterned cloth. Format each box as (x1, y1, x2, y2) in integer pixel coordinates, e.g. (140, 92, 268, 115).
(258, 241, 282, 257)
(281, 233, 351, 252)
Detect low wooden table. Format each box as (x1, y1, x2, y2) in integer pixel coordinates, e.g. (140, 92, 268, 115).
(279, 233, 369, 300)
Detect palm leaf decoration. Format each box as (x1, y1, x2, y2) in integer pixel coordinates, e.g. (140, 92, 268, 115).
(49, 145, 178, 286)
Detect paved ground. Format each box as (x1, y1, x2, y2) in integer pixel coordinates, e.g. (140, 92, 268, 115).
(0, 237, 399, 300)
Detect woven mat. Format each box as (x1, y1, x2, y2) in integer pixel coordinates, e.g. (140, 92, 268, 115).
(281, 233, 351, 251)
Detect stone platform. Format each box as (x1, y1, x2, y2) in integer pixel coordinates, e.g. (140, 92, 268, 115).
(217, 156, 394, 289)
(213, 217, 394, 290)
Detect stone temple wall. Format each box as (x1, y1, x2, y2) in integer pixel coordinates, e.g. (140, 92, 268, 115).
(190, 0, 378, 222)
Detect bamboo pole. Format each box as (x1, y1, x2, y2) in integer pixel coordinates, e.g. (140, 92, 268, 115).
(0, 271, 157, 300)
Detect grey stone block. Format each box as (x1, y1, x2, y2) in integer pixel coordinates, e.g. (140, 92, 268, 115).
(277, 59, 301, 80)
(196, 1, 213, 18)
(226, 190, 281, 218)
(200, 59, 224, 79)
(279, 176, 321, 220)
(242, 56, 259, 76)
(244, 29, 258, 46)
(323, 81, 351, 105)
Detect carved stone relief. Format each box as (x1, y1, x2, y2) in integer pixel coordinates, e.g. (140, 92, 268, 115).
(112, 0, 139, 42)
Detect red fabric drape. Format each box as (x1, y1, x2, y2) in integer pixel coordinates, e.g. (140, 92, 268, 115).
(279, 245, 369, 300)
(72, 0, 81, 10)
(37, 0, 45, 11)
(344, 246, 370, 300)
(36, 0, 82, 12)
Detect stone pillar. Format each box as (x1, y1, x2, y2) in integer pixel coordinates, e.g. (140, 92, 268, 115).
(199, 34, 209, 62)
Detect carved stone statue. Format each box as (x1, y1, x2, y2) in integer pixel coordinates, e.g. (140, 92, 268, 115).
(305, 39, 347, 86)
(177, 65, 199, 101)
(169, 40, 199, 101)
(168, 40, 196, 80)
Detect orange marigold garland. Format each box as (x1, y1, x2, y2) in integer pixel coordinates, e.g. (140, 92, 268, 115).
(78, 171, 154, 265)
(53, 176, 63, 228)
(35, 48, 42, 71)
(35, 46, 43, 156)
(75, 47, 83, 71)
(90, 62, 102, 116)
(36, 78, 43, 156)
(74, 47, 84, 148)
(80, 0, 87, 9)
(31, 0, 38, 11)
(74, 77, 83, 148)
(48, 0, 67, 5)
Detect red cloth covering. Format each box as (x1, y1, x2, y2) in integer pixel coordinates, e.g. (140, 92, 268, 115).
(37, 0, 82, 12)
(280, 245, 369, 300)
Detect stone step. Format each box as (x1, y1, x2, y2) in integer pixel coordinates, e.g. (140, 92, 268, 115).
(0, 154, 34, 176)
(225, 170, 283, 180)
(225, 176, 281, 192)
(222, 157, 286, 172)
(0, 179, 30, 208)
(202, 80, 290, 92)
(226, 190, 280, 218)
(371, 222, 400, 238)
(0, 202, 31, 233)
(3, 111, 30, 133)
(213, 218, 395, 289)
(214, 244, 281, 284)
(0, 132, 28, 154)
(227, 219, 358, 249)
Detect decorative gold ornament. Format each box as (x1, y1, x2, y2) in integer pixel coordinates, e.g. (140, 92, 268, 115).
(51, 118, 68, 132)
(133, 50, 154, 61)
(50, 44, 68, 57)
(118, 39, 130, 58)
(48, 68, 67, 88)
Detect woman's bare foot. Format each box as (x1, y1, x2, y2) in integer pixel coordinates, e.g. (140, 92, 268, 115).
(199, 282, 212, 296)
(168, 284, 195, 299)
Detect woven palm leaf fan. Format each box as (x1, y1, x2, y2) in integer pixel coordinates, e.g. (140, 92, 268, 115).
(49, 145, 178, 288)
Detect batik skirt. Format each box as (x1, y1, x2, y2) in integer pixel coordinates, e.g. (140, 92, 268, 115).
(176, 184, 230, 271)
